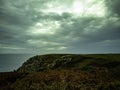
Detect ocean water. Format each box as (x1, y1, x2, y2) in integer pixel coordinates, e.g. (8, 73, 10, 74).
(0, 54, 34, 72)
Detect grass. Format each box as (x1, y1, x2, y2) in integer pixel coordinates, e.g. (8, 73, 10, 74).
(0, 54, 120, 90)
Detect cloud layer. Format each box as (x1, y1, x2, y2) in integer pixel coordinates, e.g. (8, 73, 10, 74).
(0, 0, 120, 54)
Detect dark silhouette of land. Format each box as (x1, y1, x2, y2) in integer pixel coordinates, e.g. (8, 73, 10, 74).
(0, 54, 120, 90)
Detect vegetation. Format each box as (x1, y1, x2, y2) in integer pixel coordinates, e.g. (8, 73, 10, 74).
(0, 54, 120, 90)
(0, 72, 24, 90)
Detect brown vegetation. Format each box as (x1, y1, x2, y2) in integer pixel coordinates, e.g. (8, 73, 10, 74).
(0, 54, 120, 90)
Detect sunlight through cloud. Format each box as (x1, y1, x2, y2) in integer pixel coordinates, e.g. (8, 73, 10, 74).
(29, 21, 60, 35)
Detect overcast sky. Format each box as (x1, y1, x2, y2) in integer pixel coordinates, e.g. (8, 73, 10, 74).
(0, 0, 120, 54)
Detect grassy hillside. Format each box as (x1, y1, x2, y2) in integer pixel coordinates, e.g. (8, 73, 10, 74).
(0, 54, 120, 90)
(17, 54, 120, 72)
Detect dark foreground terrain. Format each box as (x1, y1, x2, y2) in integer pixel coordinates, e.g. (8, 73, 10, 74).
(0, 54, 120, 90)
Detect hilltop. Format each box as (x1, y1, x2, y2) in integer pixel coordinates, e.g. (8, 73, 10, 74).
(0, 54, 120, 90)
(17, 54, 120, 73)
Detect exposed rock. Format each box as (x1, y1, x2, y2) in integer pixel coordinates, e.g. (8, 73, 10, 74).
(17, 54, 120, 73)
(17, 54, 86, 72)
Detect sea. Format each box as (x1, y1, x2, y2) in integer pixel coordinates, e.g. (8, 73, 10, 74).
(0, 54, 35, 72)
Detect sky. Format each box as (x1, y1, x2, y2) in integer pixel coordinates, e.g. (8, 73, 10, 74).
(0, 0, 120, 54)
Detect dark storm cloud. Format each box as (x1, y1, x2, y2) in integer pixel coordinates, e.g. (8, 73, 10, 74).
(105, 0, 120, 16)
(0, 0, 120, 54)
(0, 0, 72, 53)
(51, 14, 120, 53)
(63, 17, 120, 42)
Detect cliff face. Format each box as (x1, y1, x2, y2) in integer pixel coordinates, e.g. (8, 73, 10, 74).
(17, 54, 120, 73)
(17, 54, 86, 72)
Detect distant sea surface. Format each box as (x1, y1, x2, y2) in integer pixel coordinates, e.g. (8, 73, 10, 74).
(0, 54, 35, 72)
